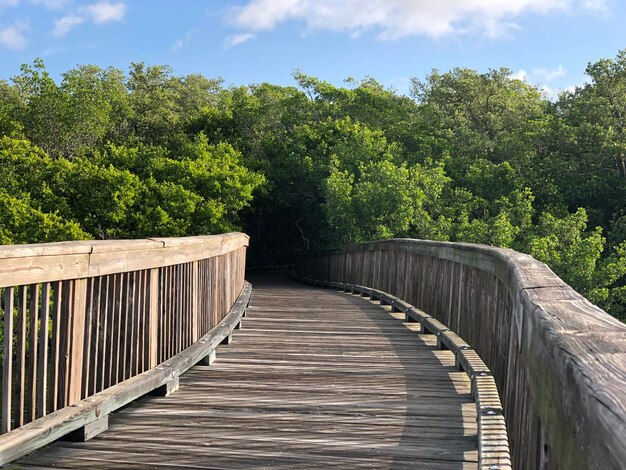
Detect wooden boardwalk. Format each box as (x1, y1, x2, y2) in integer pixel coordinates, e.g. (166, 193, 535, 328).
(12, 275, 478, 469)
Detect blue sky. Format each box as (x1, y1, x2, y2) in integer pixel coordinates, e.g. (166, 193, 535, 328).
(0, 0, 625, 96)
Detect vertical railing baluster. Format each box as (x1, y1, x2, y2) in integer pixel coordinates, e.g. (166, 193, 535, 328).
(182, 264, 188, 350)
(81, 278, 94, 400)
(121, 272, 131, 381)
(174, 266, 179, 355)
(201, 260, 207, 336)
(184, 264, 188, 348)
(168, 265, 172, 358)
(110, 273, 120, 385)
(14, 286, 27, 427)
(68, 278, 86, 404)
(212, 257, 218, 329)
(161, 267, 167, 362)
(27, 283, 39, 422)
(179, 265, 185, 351)
(164, 266, 169, 361)
(58, 280, 73, 408)
(2, 287, 14, 433)
(149, 268, 159, 369)
(141, 270, 148, 371)
(49, 282, 61, 412)
(138, 270, 146, 373)
(171, 266, 176, 357)
(89, 277, 101, 396)
(98, 275, 109, 393)
(37, 283, 49, 419)
(131, 271, 140, 377)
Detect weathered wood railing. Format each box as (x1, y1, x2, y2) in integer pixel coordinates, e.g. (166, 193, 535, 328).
(295, 239, 626, 470)
(0, 233, 250, 464)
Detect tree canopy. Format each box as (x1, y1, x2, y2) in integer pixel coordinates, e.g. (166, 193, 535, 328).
(1, 53, 626, 321)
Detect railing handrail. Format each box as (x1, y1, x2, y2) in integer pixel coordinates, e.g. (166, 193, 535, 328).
(295, 238, 626, 470)
(0, 233, 249, 287)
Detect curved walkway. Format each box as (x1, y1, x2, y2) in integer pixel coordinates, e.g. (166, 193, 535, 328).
(13, 275, 477, 469)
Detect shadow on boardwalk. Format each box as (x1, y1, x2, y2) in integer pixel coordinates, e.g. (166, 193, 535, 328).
(12, 272, 477, 469)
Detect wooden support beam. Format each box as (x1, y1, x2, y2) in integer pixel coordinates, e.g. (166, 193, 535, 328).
(62, 414, 108, 442)
(149, 377, 179, 397)
(198, 349, 216, 366)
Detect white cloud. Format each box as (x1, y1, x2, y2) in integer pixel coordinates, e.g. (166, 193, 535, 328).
(510, 69, 528, 81)
(52, 1, 126, 36)
(0, 19, 28, 49)
(31, 0, 68, 9)
(540, 84, 556, 98)
(388, 76, 411, 94)
(53, 14, 83, 36)
(230, 0, 608, 40)
(85, 1, 126, 23)
(540, 83, 574, 100)
(582, 0, 608, 12)
(0, 0, 20, 7)
(509, 65, 576, 101)
(225, 33, 256, 48)
(511, 65, 566, 83)
(533, 65, 566, 81)
(172, 30, 194, 51)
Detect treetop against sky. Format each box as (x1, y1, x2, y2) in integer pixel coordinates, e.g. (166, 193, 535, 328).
(0, 0, 624, 95)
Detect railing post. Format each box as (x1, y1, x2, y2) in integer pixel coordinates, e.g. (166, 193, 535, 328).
(68, 279, 87, 404)
(149, 268, 159, 368)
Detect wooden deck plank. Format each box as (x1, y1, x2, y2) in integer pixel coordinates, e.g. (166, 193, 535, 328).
(13, 275, 477, 469)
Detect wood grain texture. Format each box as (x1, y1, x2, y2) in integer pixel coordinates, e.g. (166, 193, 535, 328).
(14, 275, 477, 469)
(299, 275, 510, 469)
(0, 234, 249, 288)
(296, 238, 626, 470)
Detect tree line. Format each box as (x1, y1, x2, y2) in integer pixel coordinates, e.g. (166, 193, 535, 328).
(1, 52, 626, 320)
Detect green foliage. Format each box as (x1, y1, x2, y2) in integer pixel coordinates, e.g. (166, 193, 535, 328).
(1, 56, 626, 320)
(411, 67, 548, 180)
(0, 190, 89, 244)
(0, 124, 262, 242)
(100, 136, 264, 237)
(529, 209, 604, 291)
(543, 51, 626, 229)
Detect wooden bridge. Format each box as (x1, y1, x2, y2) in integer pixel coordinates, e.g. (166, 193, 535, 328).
(0, 234, 624, 469)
